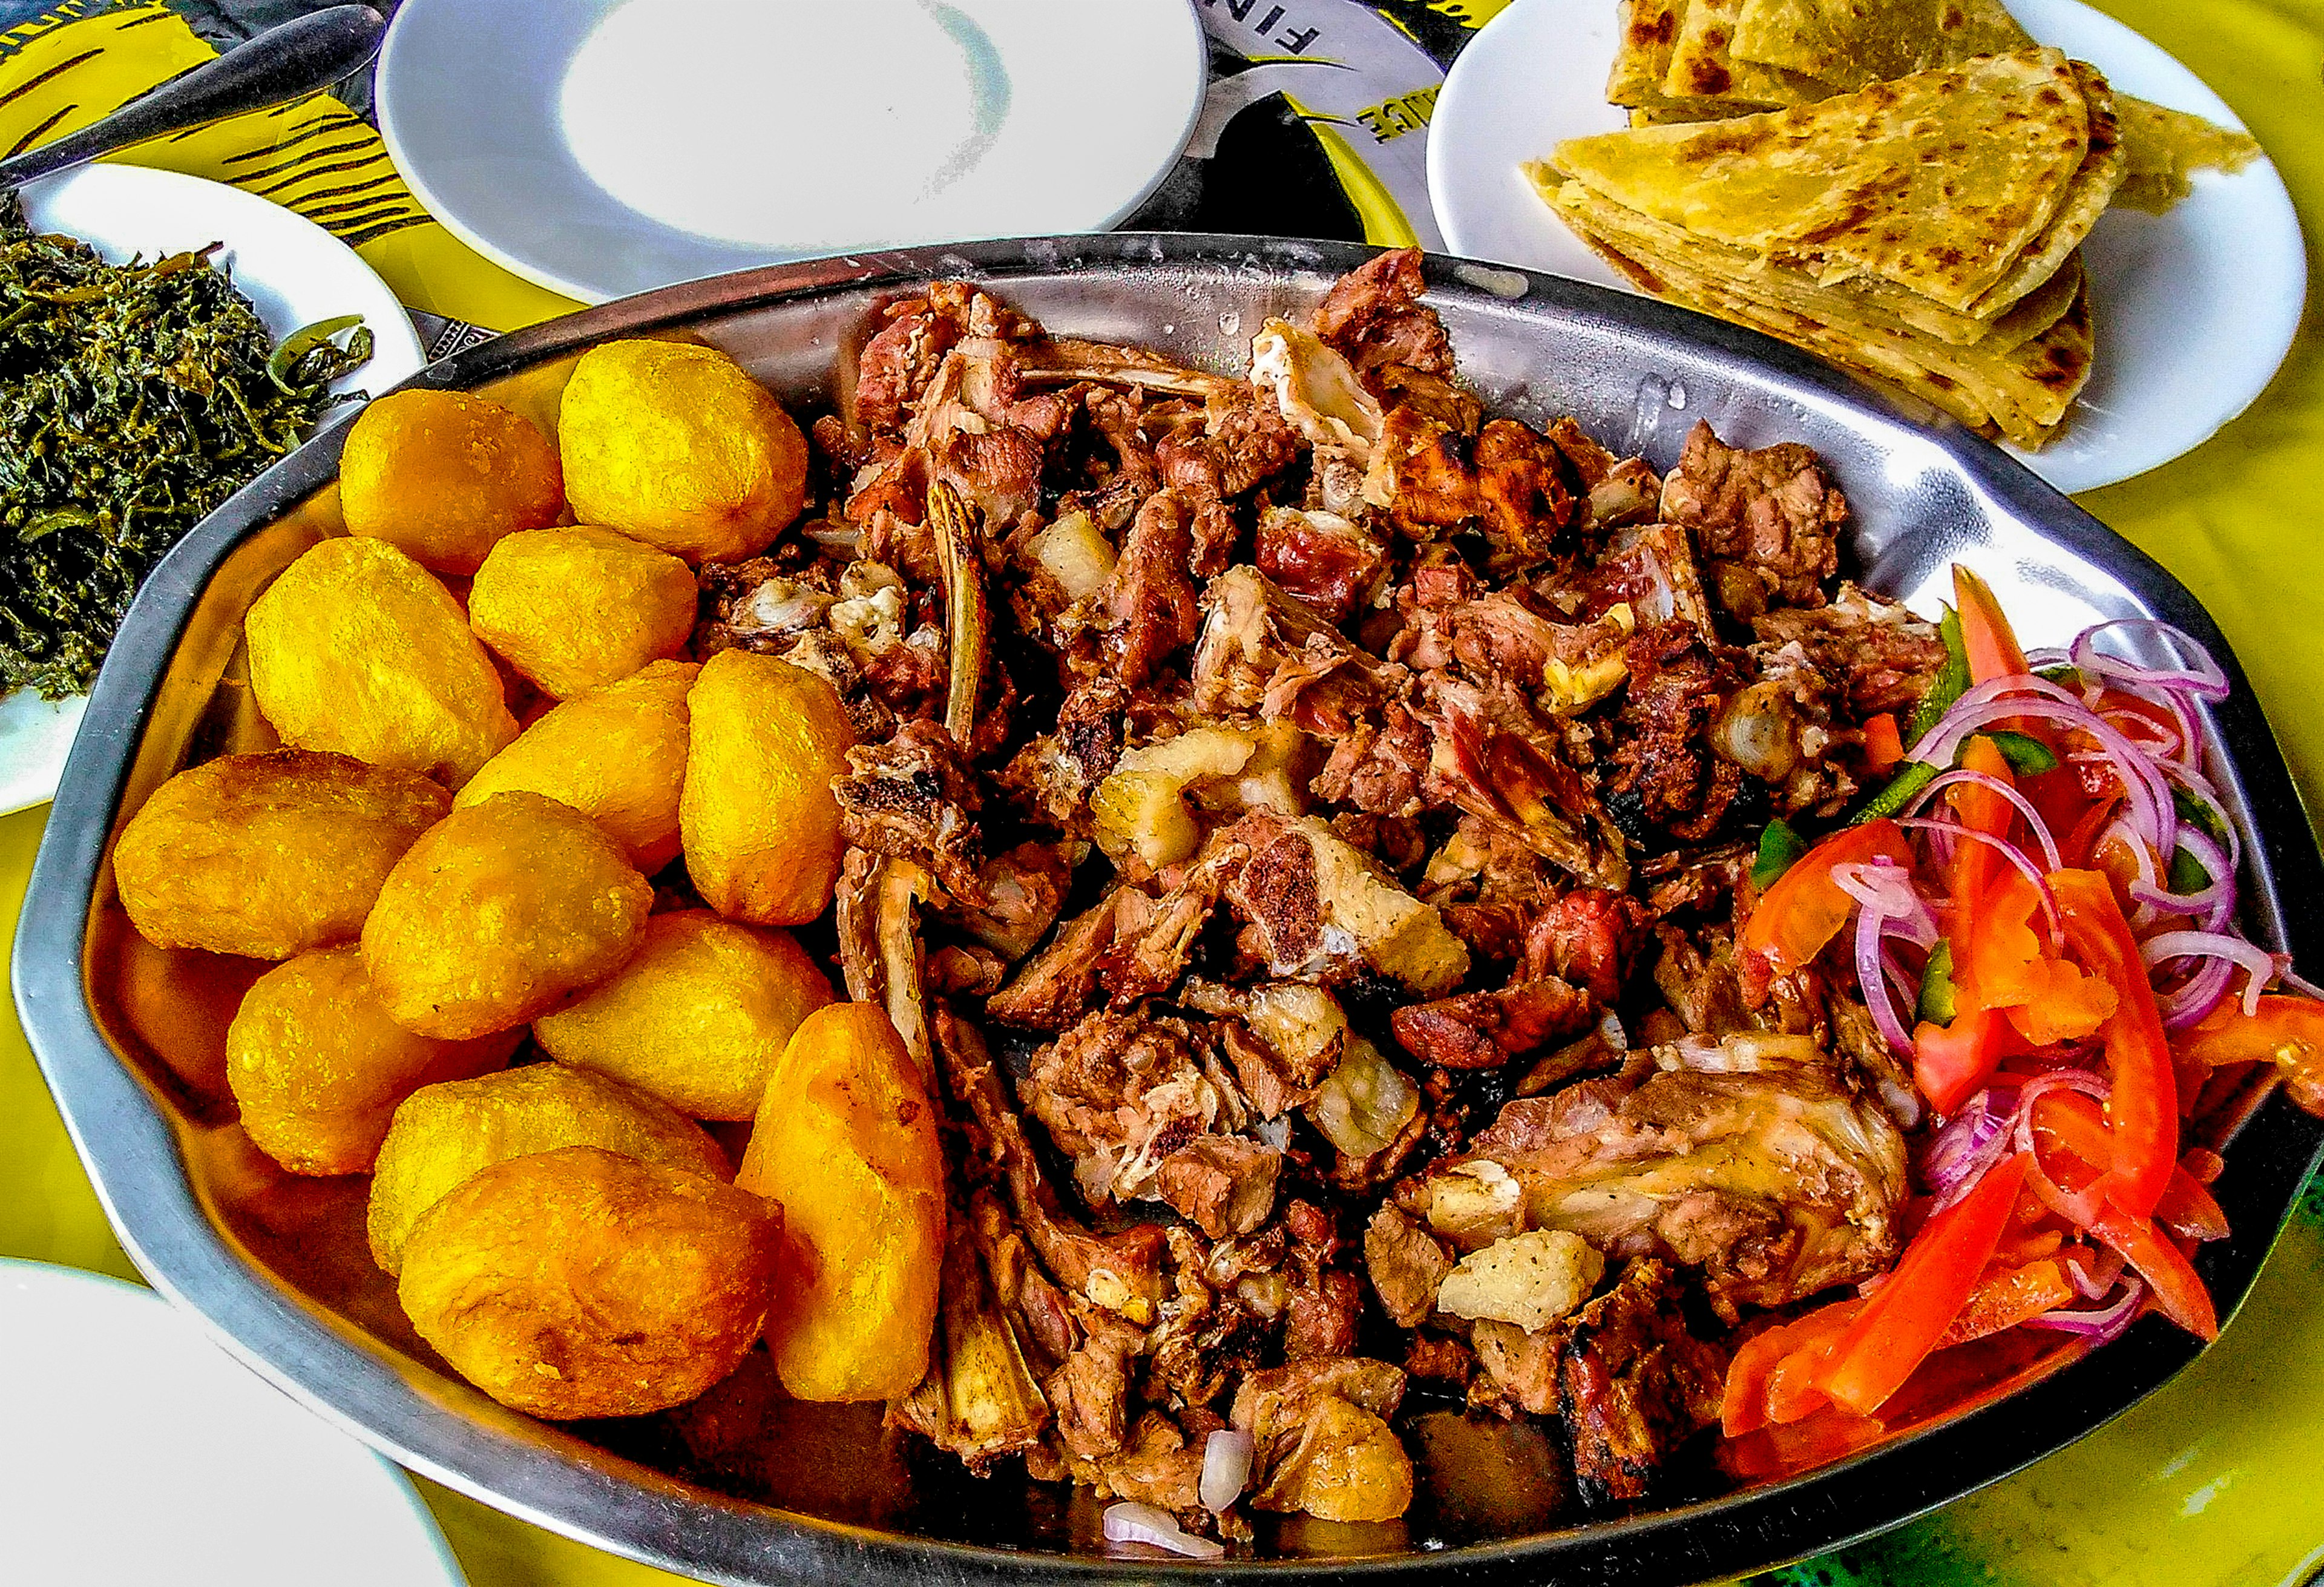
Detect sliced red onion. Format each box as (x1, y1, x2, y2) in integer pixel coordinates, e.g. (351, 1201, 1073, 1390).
(1902, 768, 2064, 871)
(1925, 1088, 2020, 1209)
(2154, 956, 2237, 1032)
(2030, 1278, 2149, 1346)
(1104, 1502, 1224, 1560)
(1898, 819, 2063, 940)
(2071, 619, 2231, 702)
(2012, 1068, 2115, 1227)
(1833, 859, 1932, 1053)
(1915, 682, 2175, 856)
(2128, 827, 2233, 933)
(2158, 761, 2244, 874)
(2142, 930, 2283, 1025)
(2064, 1243, 2128, 1300)
(1199, 1430, 1254, 1516)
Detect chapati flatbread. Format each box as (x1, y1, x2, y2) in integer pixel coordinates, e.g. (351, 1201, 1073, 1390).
(1663, 0, 1838, 106)
(1729, 0, 2033, 88)
(2113, 95, 2262, 213)
(1552, 50, 2095, 314)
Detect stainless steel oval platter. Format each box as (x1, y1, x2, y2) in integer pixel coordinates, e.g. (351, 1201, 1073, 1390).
(15, 235, 2324, 1585)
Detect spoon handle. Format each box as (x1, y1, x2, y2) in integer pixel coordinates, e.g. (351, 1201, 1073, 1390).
(0, 5, 387, 190)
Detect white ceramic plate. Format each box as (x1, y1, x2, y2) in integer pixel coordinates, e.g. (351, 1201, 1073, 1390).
(375, 0, 1209, 305)
(0, 163, 425, 817)
(0, 1260, 465, 1587)
(1426, 0, 2306, 495)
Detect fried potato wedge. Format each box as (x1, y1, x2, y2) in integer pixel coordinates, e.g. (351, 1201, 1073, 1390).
(456, 660, 697, 873)
(361, 792, 651, 1039)
(245, 537, 519, 787)
(113, 749, 449, 959)
(681, 650, 856, 926)
(468, 527, 697, 699)
(559, 340, 808, 563)
(534, 911, 833, 1120)
(227, 945, 519, 1176)
(368, 1062, 729, 1273)
(398, 1145, 779, 1419)
(738, 1004, 944, 1401)
(339, 389, 565, 575)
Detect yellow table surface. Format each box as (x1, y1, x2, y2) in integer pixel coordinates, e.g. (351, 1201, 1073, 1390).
(7, 0, 2324, 1582)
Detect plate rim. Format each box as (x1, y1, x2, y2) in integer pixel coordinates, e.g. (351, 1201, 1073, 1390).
(0, 1255, 468, 1587)
(15, 232, 2324, 1585)
(373, 0, 1211, 306)
(1422, 0, 2309, 495)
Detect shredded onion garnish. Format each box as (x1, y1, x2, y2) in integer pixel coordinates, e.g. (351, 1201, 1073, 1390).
(1103, 1502, 1224, 1560)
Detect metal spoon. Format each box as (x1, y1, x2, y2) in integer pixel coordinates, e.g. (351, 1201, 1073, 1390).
(0, 5, 387, 191)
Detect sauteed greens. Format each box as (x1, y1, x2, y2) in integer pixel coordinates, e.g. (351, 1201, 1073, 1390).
(0, 192, 369, 697)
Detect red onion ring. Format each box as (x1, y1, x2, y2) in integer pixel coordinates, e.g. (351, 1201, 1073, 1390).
(1902, 768, 2064, 871)
(2012, 1068, 2115, 1227)
(2070, 618, 2231, 702)
(2064, 1244, 2128, 1299)
(2028, 1276, 2149, 1346)
(1915, 682, 2176, 857)
(1834, 859, 1929, 1053)
(2128, 827, 2234, 932)
(1899, 819, 2064, 941)
(2141, 930, 2283, 1022)
(1925, 1087, 2020, 1209)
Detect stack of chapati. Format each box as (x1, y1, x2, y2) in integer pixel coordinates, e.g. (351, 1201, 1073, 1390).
(1528, 0, 2260, 447)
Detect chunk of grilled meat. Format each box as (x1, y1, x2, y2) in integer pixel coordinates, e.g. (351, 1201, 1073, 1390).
(1658, 421, 1845, 619)
(1232, 1356, 1415, 1522)
(1553, 1258, 1728, 1506)
(1417, 1032, 1905, 1321)
(1752, 582, 1949, 717)
(1312, 246, 1454, 386)
(835, 719, 986, 904)
(1607, 620, 1747, 846)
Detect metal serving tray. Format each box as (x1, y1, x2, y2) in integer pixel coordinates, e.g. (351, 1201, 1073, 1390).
(15, 235, 2324, 1585)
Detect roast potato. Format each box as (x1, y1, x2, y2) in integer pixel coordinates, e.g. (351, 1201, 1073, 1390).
(338, 389, 565, 574)
(681, 650, 856, 926)
(398, 1145, 779, 1419)
(361, 792, 651, 1040)
(737, 1004, 943, 1401)
(226, 945, 519, 1176)
(455, 660, 697, 872)
(368, 1061, 728, 1273)
(245, 537, 519, 787)
(113, 749, 448, 959)
(557, 340, 807, 562)
(533, 911, 833, 1120)
(467, 527, 696, 699)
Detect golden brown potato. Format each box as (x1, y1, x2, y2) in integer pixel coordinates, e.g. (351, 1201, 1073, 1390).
(361, 792, 651, 1040)
(369, 1062, 728, 1273)
(533, 911, 833, 1120)
(737, 1004, 942, 1401)
(226, 945, 519, 1175)
(338, 389, 565, 574)
(398, 1145, 779, 1419)
(681, 650, 856, 926)
(557, 340, 807, 562)
(467, 527, 696, 699)
(113, 749, 449, 959)
(245, 537, 520, 788)
(455, 661, 696, 872)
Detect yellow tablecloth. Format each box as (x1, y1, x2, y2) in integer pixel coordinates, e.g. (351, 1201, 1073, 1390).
(3, 1, 2323, 1583)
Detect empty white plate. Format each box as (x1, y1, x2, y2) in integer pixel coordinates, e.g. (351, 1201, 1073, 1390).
(0, 163, 425, 816)
(375, 0, 1209, 304)
(0, 1260, 464, 1587)
(1426, 0, 2305, 494)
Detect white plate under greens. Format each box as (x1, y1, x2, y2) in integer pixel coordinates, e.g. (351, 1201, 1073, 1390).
(0, 163, 422, 816)
(1426, 0, 2305, 494)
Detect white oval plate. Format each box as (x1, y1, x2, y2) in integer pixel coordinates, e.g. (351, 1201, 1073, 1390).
(0, 163, 423, 817)
(1427, 0, 2305, 496)
(375, 0, 1209, 305)
(0, 1260, 465, 1587)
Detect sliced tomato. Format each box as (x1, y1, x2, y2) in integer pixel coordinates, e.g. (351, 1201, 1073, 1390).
(1862, 712, 1905, 773)
(1937, 1258, 2078, 1348)
(2176, 994, 2324, 1116)
(1721, 1300, 1863, 1438)
(1948, 735, 2017, 913)
(1739, 818, 1914, 976)
(1954, 565, 2030, 684)
(1913, 1007, 2015, 1117)
(2089, 1204, 2219, 1341)
(1816, 1153, 2032, 1418)
(2052, 869, 2179, 1221)
(1955, 867, 2118, 1045)
(2029, 1089, 2228, 1242)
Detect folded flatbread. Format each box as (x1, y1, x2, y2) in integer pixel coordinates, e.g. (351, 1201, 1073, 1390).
(1728, 0, 2034, 87)
(2113, 96, 2262, 213)
(1554, 50, 2119, 318)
